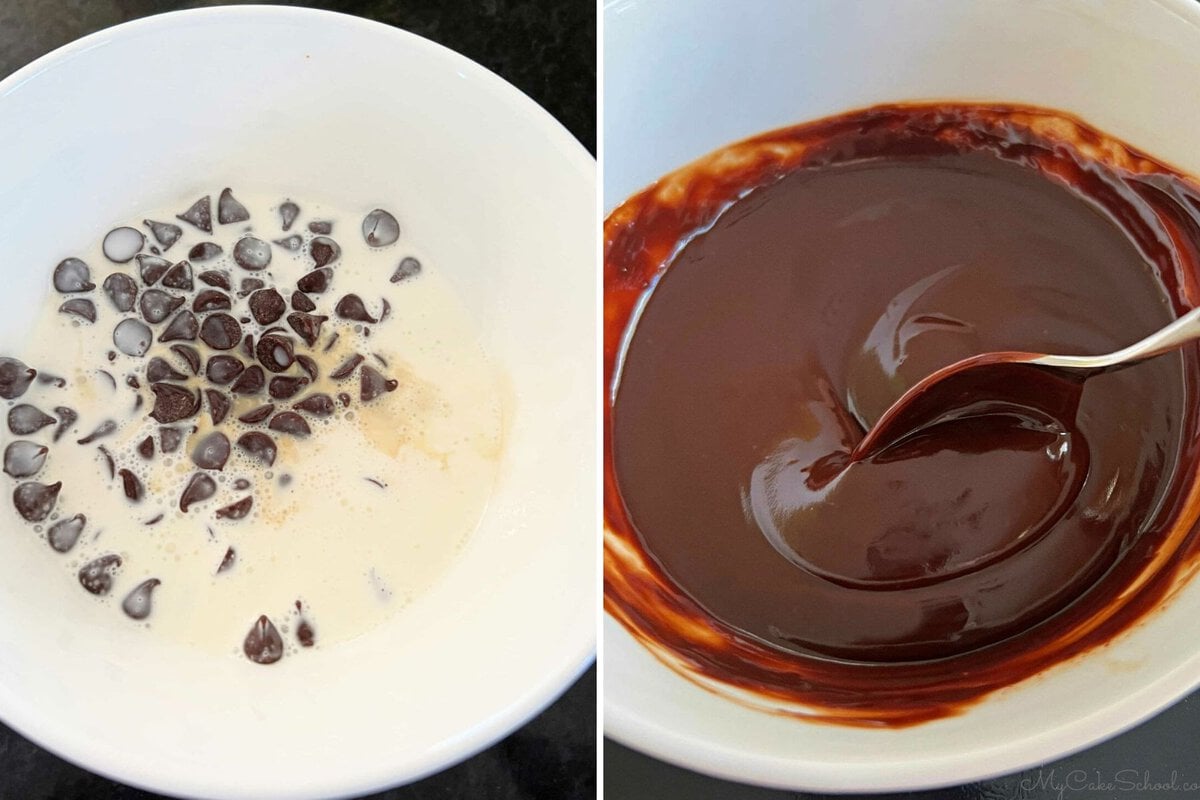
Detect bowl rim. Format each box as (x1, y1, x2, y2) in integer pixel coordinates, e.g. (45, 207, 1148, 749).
(0, 5, 596, 798)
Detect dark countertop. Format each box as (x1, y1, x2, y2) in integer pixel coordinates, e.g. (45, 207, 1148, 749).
(0, 2, 595, 799)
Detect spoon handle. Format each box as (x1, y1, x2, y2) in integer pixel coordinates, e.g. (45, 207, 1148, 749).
(1033, 305, 1200, 370)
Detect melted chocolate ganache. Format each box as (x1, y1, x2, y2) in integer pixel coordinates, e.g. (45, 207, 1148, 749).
(604, 104, 1200, 725)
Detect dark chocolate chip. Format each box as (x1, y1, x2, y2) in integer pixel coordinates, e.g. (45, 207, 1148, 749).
(37, 372, 66, 387)
(330, 353, 364, 380)
(236, 432, 276, 466)
(268, 376, 308, 400)
(310, 236, 340, 267)
(205, 355, 245, 385)
(78, 554, 122, 595)
(334, 294, 376, 323)
(188, 242, 223, 262)
(118, 469, 143, 501)
(0, 357, 36, 399)
(293, 393, 334, 417)
(137, 436, 154, 459)
(76, 419, 117, 444)
(217, 546, 236, 573)
(297, 618, 315, 647)
(47, 514, 85, 553)
(139, 289, 185, 324)
(4, 441, 47, 478)
(198, 270, 231, 290)
(238, 404, 275, 424)
(243, 615, 282, 664)
(239, 278, 265, 296)
(218, 187, 250, 224)
(273, 235, 303, 251)
(102, 273, 138, 312)
(380, 298, 391, 322)
(122, 578, 160, 619)
(296, 268, 332, 294)
(160, 310, 199, 342)
(147, 356, 186, 383)
(216, 496, 253, 520)
(360, 365, 398, 401)
(52, 406, 76, 442)
(279, 201, 300, 231)
(58, 298, 96, 323)
(113, 318, 153, 357)
(102, 227, 144, 263)
(290, 291, 316, 312)
(255, 333, 295, 373)
(241, 333, 255, 360)
(176, 196, 212, 233)
(143, 219, 183, 250)
(161, 260, 194, 291)
(191, 431, 230, 471)
(136, 254, 171, 285)
(170, 344, 201, 375)
(53, 257, 95, 293)
(391, 257, 421, 282)
(337, 392, 351, 407)
(13, 480, 60, 521)
(149, 383, 200, 423)
(362, 209, 400, 247)
(126, 375, 140, 389)
(233, 236, 272, 271)
(286, 312, 327, 347)
(8, 404, 55, 435)
(230, 364, 265, 395)
(160, 426, 183, 453)
(268, 411, 310, 436)
(205, 388, 231, 425)
(193, 289, 231, 313)
(308, 220, 332, 235)
(249, 289, 286, 325)
(199, 313, 241, 350)
(295, 354, 318, 381)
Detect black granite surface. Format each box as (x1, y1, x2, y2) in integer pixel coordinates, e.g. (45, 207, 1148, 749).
(0, 2, 595, 799)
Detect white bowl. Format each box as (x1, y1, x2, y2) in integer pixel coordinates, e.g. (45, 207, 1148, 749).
(0, 7, 595, 799)
(604, 0, 1200, 792)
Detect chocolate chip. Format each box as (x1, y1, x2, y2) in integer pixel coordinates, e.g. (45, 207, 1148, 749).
(310, 236, 340, 267)
(170, 344, 201, 375)
(161, 260, 193, 291)
(380, 298, 391, 322)
(102, 273, 137, 312)
(239, 278, 265, 296)
(391, 257, 421, 282)
(360, 366, 398, 401)
(297, 618, 315, 648)
(269, 376, 308, 400)
(113, 318, 153, 357)
(238, 404, 275, 424)
(238, 334, 253, 361)
(136, 254, 171, 285)
(233, 236, 272, 271)
(255, 333, 294, 373)
(147, 356, 186, 383)
(4, 441, 47, 478)
(188, 242, 223, 262)
(334, 294, 376, 323)
(237, 432, 277, 466)
(139, 289, 184, 324)
(205, 388, 231, 425)
(337, 392, 351, 407)
(290, 291, 316, 313)
(118, 469, 143, 501)
(78, 554, 122, 595)
(191, 289, 230, 314)
(58, 298, 96, 323)
(295, 354, 318, 381)
(0, 357, 36, 399)
(126, 375, 140, 389)
(206, 355, 245, 385)
(102, 227, 144, 263)
(8, 404, 55, 435)
(47, 514, 85, 553)
(279, 201, 300, 231)
(304, 221, 331, 236)
(286, 312, 327, 347)
(243, 615, 283, 664)
(192, 432, 230, 471)
(160, 426, 183, 453)
(198, 270, 231, 290)
(296, 268, 333, 294)
(137, 436, 154, 459)
(77, 419, 117, 444)
(330, 353, 364, 380)
(362, 209, 400, 247)
(160, 310, 199, 342)
(52, 406, 76, 442)
(176, 196, 212, 233)
(217, 496, 253, 520)
(218, 187, 250, 224)
(122, 578, 160, 620)
(149, 383, 200, 423)
(274, 234, 303, 251)
(199, 313, 241, 350)
(143, 219, 182, 250)
(230, 365, 265, 395)
(14, 481, 60, 521)
(268, 411, 310, 436)
(249, 289, 286, 325)
(217, 546, 236, 573)
(53, 257, 95, 293)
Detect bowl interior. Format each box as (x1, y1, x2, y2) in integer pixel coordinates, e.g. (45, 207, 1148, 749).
(0, 7, 595, 799)
(604, 0, 1200, 791)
